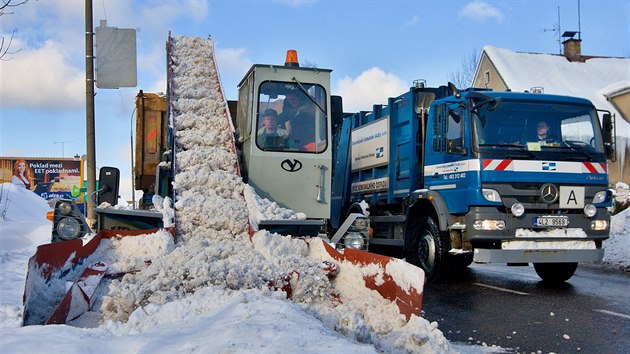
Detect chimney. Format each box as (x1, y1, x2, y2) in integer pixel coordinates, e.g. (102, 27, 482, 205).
(561, 31, 582, 59)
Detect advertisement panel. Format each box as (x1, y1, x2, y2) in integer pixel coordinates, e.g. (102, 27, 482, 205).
(351, 117, 389, 171)
(0, 157, 85, 209)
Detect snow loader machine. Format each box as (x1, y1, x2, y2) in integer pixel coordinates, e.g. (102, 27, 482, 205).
(22, 35, 424, 326)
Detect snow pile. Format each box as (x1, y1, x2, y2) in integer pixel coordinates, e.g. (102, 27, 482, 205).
(603, 206, 630, 271)
(603, 182, 630, 271)
(602, 183, 630, 271)
(243, 184, 306, 229)
(90, 230, 176, 274)
(612, 181, 630, 214)
(81, 36, 452, 353)
(0, 183, 51, 251)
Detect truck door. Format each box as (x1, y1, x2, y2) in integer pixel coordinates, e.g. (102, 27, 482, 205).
(246, 80, 331, 219)
(424, 102, 473, 214)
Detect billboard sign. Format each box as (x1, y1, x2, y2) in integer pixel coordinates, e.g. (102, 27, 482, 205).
(1, 157, 85, 208)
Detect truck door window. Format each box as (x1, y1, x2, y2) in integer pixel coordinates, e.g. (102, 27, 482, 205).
(432, 104, 465, 155)
(257, 81, 327, 153)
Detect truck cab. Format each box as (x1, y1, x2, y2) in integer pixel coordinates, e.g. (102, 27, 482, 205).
(423, 90, 612, 266)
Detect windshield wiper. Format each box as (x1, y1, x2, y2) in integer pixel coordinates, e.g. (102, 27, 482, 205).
(558, 141, 595, 161)
(479, 143, 537, 159)
(292, 77, 326, 115)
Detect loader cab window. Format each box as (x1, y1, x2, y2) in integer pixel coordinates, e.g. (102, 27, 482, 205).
(257, 81, 327, 153)
(432, 103, 466, 155)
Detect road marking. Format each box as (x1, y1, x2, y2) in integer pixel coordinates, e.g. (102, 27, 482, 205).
(594, 309, 630, 320)
(473, 282, 530, 296)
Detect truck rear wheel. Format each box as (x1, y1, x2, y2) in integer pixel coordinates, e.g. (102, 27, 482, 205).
(411, 216, 450, 282)
(533, 262, 578, 282)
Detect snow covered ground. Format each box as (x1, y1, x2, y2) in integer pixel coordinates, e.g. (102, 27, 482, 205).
(0, 183, 628, 353)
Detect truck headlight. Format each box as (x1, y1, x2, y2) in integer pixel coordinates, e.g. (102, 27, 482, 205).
(592, 191, 607, 204)
(57, 217, 81, 240)
(58, 201, 73, 215)
(353, 217, 368, 230)
(591, 220, 608, 231)
(511, 203, 525, 217)
(331, 214, 370, 250)
(51, 199, 90, 242)
(343, 232, 365, 250)
(482, 189, 502, 202)
(583, 204, 597, 218)
(473, 219, 506, 231)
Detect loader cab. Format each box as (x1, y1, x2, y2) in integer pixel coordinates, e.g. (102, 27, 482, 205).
(235, 51, 334, 219)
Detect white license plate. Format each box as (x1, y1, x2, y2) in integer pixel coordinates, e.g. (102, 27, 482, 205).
(534, 216, 569, 228)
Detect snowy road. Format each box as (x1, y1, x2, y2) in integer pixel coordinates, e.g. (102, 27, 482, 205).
(422, 263, 630, 353)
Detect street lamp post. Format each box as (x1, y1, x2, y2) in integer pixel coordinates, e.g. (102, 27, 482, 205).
(53, 141, 66, 157)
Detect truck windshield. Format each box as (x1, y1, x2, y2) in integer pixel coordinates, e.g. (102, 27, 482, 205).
(472, 100, 606, 161)
(257, 81, 327, 153)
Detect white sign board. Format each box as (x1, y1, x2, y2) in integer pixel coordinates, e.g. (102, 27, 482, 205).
(95, 26, 137, 88)
(351, 117, 389, 171)
(559, 186, 585, 209)
(351, 177, 389, 194)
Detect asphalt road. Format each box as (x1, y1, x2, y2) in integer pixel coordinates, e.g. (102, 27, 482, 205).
(422, 263, 630, 353)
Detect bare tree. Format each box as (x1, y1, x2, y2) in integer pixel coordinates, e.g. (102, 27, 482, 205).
(1, 0, 29, 61)
(449, 48, 480, 89)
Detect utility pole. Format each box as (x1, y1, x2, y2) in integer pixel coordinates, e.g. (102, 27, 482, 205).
(85, 0, 96, 223)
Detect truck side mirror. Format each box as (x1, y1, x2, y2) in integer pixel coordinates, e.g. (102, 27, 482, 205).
(331, 95, 343, 129)
(601, 112, 615, 160)
(603, 113, 613, 131)
(98, 166, 120, 206)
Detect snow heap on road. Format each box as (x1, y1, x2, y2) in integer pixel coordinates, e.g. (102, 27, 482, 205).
(92, 36, 452, 353)
(0, 183, 51, 251)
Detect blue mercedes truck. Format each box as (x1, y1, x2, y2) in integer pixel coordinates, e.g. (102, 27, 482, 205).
(332, 81, 616, 282)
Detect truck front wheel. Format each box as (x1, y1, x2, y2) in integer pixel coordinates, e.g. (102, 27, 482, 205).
(533, 262, 578, 282)
(411, 216, 450, 282)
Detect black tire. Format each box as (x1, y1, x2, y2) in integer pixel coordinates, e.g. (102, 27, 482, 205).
(449, 252, 474, 270)
(410, 216, 451, 282)
(533, 262, 578, 283)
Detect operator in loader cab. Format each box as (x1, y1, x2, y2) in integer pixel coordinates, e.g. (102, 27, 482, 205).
(257, 109, 289, 149)
(280, 90, 322, 152)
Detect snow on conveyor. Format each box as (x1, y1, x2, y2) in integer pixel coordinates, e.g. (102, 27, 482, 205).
(83, 36, 452, 353)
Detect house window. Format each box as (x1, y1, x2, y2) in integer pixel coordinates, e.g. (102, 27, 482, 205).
(484, 71, 490, 87)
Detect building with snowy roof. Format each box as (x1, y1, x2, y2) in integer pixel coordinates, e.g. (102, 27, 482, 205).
(472, 38, 629, 184)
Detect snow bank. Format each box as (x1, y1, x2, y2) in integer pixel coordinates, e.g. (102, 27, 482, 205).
(0, 183, 51, 251)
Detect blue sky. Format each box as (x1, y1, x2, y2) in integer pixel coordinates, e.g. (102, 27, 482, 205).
(1, 0, 628, 201)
